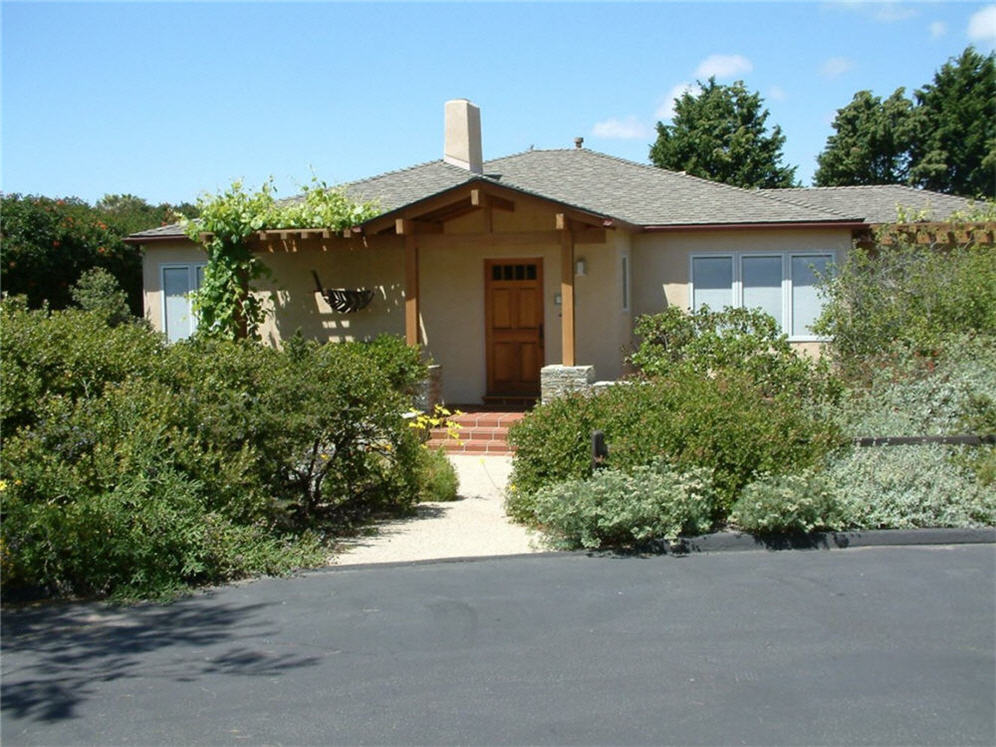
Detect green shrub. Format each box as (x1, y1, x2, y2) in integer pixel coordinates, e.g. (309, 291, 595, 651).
(814, 238, 996, 374)
(731, 471, 845, 534)
(70, 267, 134, 326)
(416, 448, 460, 502)
(154, 336, 422, 526)
(629, 305, 839, 401)
(1, 302, 425, 599)
(530, 461, 715, 550)
(730, 445, 995, 535)
(360, 334, 428, 395)
(0, 392, 326, 599)
(728, 333, 996, 535)
(508, 370, 839, 523)
(0, 299, 164, 433)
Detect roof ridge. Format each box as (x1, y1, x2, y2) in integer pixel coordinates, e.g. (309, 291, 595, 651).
(763, 184, 915, 193)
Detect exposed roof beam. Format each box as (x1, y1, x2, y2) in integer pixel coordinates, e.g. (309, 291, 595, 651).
(395, 218, 443, 235)
(470, 188, 514, 212)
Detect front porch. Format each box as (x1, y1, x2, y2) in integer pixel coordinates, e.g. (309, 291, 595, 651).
(249, 179, 632, 405)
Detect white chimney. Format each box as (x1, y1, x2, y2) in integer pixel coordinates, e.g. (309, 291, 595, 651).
(443, 99, 483, 174)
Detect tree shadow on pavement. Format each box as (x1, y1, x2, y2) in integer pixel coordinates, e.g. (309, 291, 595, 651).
(1, 594, 320, 723)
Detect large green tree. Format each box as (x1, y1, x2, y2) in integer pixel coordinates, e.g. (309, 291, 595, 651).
(96, 193, 198, 237)
(649, 78, 798, 188)
(1, 193, 197, 314)
(814, 88, 914, 186)
(0, 195, 141, 312)
(908, 47, 996, 198)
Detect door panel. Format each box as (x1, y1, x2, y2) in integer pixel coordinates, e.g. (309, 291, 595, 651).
(492, 289, 512, 328)
(520, 343, 539, 384)
(517, 289, 538, 328)
(485, 259, 544, 396)
(493, 343, 516, 385)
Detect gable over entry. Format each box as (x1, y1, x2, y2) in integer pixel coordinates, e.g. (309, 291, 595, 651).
(356, 178, 619, 373)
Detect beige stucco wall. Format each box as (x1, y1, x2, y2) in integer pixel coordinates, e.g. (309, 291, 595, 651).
(572, 229, 632, 381)
(142, 240, 406, 346)
(255, 244, 405, 346)
(631, 227, 851, 350)
(141, 241, 208, 331)
(142, 218, 846, 403)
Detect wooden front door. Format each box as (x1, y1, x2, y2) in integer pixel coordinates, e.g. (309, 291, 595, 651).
(485, 259, 544, 396)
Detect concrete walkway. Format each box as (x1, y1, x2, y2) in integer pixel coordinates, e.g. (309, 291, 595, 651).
(331, 455, 541, 565)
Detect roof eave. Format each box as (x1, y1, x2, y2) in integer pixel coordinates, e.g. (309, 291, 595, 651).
(640, 220, 868, 232)
(123, 233, 195, 245)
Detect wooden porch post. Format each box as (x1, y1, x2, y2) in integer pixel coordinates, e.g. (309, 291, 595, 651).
(401, 221, 420, 346)
(558, 218, 575, 366)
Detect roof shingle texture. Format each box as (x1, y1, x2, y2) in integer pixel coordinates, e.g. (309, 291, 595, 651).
(128, 149, 970, 239)
(758, 184, 972, 225)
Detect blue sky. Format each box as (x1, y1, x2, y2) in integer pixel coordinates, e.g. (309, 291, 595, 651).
(2, 1, 995, 205)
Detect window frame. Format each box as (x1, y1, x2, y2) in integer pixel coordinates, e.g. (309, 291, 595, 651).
(688, 250, 834, 342)
(160, 262, 207, 343)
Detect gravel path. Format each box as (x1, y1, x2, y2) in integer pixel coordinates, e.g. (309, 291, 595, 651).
(331, 455, 542, 565)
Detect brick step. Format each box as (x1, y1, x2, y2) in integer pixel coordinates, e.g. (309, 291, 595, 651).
(445, 412, 526, 429)
(422, 409, 526, 455)
(425, 437, 513, 455)
(431, 426, 509, 442)
(426, 428, 513, 450)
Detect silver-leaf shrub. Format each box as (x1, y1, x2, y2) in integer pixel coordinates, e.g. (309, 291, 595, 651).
(531, 461, 715, 550)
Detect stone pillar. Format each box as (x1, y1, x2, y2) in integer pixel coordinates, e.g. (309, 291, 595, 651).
(414, 364, 442, 411)
(540, 364, 595, 404)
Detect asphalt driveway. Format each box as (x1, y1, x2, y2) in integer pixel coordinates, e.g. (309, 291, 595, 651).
(2, 545, 994, 745)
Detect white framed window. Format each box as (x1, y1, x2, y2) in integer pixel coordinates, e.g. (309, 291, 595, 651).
(689, 251, 834, 341)
(621, 253, 631, 312)
(161, 263, 206, 343)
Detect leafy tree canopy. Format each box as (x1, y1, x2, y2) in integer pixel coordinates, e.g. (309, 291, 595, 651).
(908, 47, 996, 198)
(1, 194, 140, 312)
(814, 88, 914, 187)
(649, 77, 798, 189)
(95, 193, 199, 236)
(0, 193, 198, 314)
(815, 47, 995, 198)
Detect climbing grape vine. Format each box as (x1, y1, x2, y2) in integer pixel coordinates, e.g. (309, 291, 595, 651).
(183, 178, 378, 340)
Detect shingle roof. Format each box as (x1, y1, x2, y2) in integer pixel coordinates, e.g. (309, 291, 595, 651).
(128, 223, 191, 239)
(129, 150, 968, 240)
(758, 184, 972, 225)
(340, 160, 476, 211)
(484, 149, 856, 225)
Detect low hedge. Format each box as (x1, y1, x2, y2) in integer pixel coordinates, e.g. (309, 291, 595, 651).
(507, 369, 840, 524)
(531, 461, 715, 550)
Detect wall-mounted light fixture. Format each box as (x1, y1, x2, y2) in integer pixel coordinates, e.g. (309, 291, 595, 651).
(554, 292, 562, 305)
(575, 258, 587, 276)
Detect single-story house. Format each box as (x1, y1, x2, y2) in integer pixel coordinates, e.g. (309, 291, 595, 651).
(128, 99, 973, 405)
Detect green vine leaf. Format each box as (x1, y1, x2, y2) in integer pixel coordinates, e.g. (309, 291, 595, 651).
(181, 177, 380, 341)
